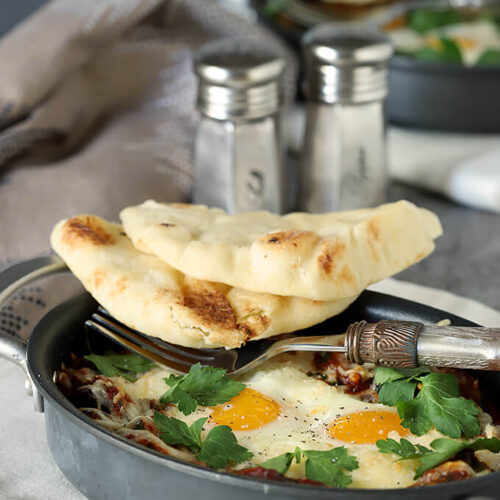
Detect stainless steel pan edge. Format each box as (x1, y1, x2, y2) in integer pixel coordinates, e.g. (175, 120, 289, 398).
(1, 259, 499, 499)
(0, 255, 67, 412)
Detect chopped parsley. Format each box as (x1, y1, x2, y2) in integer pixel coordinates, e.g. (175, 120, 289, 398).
(374, 366, 480, 438)
(154, 412, 252, 469)
(159, 363, 245, 415)
(260, 447, 359, 488)
(260, 447, 301, 474)
(376, 437, 500, 478)
(415, 37, 462, 64)
(84, 351, 156, 382)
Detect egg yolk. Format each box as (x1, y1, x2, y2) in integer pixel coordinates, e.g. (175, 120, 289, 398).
(454, 37, 477, 50)
(210, 388, 280, 431)
(329, 410, 409, 444)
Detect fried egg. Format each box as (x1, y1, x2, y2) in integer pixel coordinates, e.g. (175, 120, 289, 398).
(116, 356, 446, 489)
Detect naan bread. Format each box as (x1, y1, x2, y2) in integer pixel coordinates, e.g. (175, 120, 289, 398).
(121, 200, 442, 301)
(51, 215, 357, 348)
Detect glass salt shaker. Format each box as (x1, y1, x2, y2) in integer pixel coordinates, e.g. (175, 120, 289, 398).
(193, 39, 286, 213)
(300, 25, 393, 213)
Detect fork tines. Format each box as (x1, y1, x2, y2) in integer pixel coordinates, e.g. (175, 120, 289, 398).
(85, 308, 224, 374)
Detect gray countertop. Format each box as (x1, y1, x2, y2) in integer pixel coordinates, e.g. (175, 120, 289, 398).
(388, 182, 499, 311)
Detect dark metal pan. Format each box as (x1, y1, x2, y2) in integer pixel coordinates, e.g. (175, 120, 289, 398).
(1, 257, 499, 499)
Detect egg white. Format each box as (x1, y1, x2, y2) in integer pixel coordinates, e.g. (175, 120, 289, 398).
(114, 356, 454, 489)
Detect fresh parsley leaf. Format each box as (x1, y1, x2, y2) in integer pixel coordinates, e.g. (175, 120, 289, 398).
(398, 373, 480, 438)
(414, 47, 446, 63)
(375, 368, 481, 438)
(153, 412, 206, 452)
(154, 411, 252, 468)
(162, 383, 198, 415)
(439, 38, 463, 63)
(376, 436, 500, 479)
(302, 447, 359, 488)
(260, 447, 358, 487)
(100, 351, 156, 373)
(376, 367, 429, 407)
(375, 437, 430, 458)
(159, 363, 245, 415)
(379, 379, 417, 406)
(262, 0, 289, 16)
(84, 351, 156, 382)
(415, 38, 462, 64)
(397, 392, 433, 436)
(197, 425, 253, 469)
(476, 48, 500, 66)
(260, 447, 301, 475)
(374, 366, 429, 386)
(407, 9, 462, 33)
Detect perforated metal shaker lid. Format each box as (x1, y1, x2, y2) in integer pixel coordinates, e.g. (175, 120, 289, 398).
(302, 25, 393, 104)
(194, 38, 286, 120)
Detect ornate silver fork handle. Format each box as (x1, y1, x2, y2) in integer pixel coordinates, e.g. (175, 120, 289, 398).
(220, 321, 500, 376)
(344, 320, 500, 370)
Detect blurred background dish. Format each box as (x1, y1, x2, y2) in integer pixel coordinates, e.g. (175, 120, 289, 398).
(383, 2, 500, 67)
(254, 0, 500, 132)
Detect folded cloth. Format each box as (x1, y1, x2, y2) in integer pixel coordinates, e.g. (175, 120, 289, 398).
(389, 127, 500, 214)
(0, 0, 296, 265)
(0, 0, 296, 167)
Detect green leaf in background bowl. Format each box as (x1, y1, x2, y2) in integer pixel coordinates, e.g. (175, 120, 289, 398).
(414, 37, 462, 64)
(476, 48, 500, 66)
(408, 9, 463, 34)
(262, 0, 289, 17)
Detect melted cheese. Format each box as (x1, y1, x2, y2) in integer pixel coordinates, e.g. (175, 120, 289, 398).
(114, 357, 455, 489)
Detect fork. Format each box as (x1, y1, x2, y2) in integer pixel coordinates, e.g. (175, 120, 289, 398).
(86, 308, 500, 375)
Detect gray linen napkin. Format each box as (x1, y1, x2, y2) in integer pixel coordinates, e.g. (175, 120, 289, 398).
(0, 0, 297, 264)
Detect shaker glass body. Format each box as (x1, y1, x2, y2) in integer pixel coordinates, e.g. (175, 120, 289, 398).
(301, 101, 387, 213)
(194, 114, 284, 214)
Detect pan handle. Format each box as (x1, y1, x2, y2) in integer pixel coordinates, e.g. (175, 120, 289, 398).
(0, 255, 68, 412)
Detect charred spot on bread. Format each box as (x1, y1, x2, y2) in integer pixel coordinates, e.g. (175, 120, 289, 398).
(63, 216, 114, 247)
(113, 276, 129, 294)
(182, 280, 239, 330)
(91, 268, 107, 289)
(366, 220, 382, 261)
(368, 220, 381, 241)
(317, 240, 346, 276)
(260, 230, 318, 249)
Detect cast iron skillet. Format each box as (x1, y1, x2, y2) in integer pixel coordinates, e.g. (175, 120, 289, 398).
(1, 257, 499, 500)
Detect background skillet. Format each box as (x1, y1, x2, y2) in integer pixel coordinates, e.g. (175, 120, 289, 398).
(254, 0, 500, 132)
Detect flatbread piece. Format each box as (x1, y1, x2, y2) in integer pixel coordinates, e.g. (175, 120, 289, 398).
(51, 215, 357, 348)
(120, 200, 442, 301)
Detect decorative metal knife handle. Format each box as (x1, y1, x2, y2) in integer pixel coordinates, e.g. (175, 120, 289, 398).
(345, 320, 500, 370)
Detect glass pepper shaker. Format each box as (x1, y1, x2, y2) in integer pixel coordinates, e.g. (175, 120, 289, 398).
(300, 25, 393, 213)
(193, 39, 286, 214)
